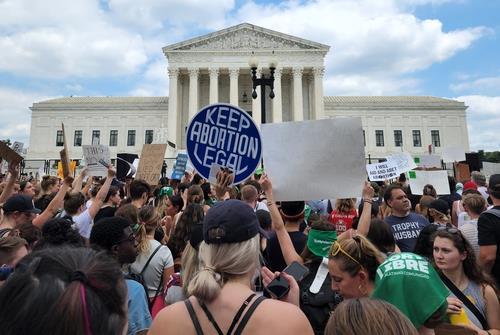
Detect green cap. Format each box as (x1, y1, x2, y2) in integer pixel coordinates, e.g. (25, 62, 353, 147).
(307, 229, 337, 258)
(372, 253, 449, 329)
(255, 168, 264, 176)
(159, 186, 174, 197)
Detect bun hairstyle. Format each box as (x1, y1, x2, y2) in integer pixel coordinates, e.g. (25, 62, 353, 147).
(187, 235, 260, 303)
(0, 247, 127, 335)
(187, 185, 204, 205)
(41, 176, 59, 193)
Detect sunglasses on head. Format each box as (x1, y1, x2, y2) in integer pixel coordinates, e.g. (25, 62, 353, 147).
(436, 226, 459, 234)
(330, 241, 362, 267)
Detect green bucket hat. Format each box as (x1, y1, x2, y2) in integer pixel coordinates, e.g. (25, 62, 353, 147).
(371, 252, 449, 329)
(159, 186, 174, 197)
(306, 229, 337, 258)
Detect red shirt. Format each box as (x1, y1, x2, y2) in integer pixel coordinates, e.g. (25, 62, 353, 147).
(329, 209, 357, 234)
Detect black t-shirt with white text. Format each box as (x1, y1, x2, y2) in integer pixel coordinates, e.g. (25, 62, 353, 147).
(478, 206, 500, 286)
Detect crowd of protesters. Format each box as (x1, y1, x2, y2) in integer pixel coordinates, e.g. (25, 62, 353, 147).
(0, 157, 499, 335)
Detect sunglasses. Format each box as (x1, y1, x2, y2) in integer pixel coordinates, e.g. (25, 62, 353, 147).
(330, 241, 362, 267)
(436, 226, 459, 234)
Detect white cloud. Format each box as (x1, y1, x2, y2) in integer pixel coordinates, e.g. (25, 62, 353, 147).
(450, 75, 500, 95)
(0, 87, 49, 145)
(324, 74, 420, 95)
(228, 0, 486, 94)
(455, 95, 500, 151)
(128, 58, 169, 96)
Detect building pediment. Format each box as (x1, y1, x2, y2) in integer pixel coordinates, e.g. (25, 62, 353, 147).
(163, 23, 330, 53)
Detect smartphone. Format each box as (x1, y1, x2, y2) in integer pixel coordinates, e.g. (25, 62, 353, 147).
(265, 261, 309, 299)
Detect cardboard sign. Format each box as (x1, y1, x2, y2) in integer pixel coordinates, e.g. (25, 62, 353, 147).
(57, 160, 77, 179)
(82, 145, 111, 176)
(136, 144, 167, 185)
(12, 142, 24, 155)
(442, 146, 466, 163)
(59, 149, 70, 178)
(171, 153, 188, 180)
(408, 170, 450, 195)
(454, 163, 470, 183)
(186, 103, 262, 184)
(0, 141, 23, 164)
(386, 152, 416, 174)
(261, 118, 366, 201)
(415, 154, 442, 168)
(366, 161, 399, 181)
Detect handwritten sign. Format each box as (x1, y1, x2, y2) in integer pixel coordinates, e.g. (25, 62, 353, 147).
(171, 153, 188, 180)
(386, 152, 416, 174)
(12, 142, 24, 155)
(0, 141, 23, 164)
(186, 103, 262, 184)
(366, 161, 399, 181)
(136, 144, 167, 185)
(82, 145, 111, 176)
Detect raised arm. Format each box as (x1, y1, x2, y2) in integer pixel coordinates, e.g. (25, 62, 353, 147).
(260, 174, 304, 265)
(0, 161, 20, 204)
(71, 168, 88, 193)
(87, 167, 116, 219)
(32, 176, 74, 228)
(356, 181, 375, 237)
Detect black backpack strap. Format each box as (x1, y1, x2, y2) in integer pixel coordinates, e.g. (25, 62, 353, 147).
(440, 274, 489, 330)
(184, 299, 204, 335)
(232, 296, 266, 335)
(140, 244, 163, 275)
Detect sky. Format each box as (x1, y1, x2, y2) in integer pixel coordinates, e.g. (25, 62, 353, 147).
(0, 0, 499, 151)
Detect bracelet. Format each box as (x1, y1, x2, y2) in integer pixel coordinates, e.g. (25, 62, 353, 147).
(267, 201, 275, 207)
(363, 198, 373, 204)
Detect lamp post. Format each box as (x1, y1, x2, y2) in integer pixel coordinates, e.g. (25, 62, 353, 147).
(249, 55, 277, 124)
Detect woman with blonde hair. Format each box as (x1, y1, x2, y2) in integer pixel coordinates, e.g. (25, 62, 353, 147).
(325, 298, 418, 335)
(130, 205, 175, 317)
(149, 200, 313, 335)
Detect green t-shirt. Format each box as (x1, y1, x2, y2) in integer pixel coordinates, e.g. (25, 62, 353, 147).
(372, 252, 449, 329)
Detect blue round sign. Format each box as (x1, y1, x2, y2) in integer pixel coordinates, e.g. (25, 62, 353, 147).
(186, 103, 262, 184)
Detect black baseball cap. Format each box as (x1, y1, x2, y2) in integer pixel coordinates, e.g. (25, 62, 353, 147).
(429, 199, 449, 215)
(203, 199, 262, 244)
(2, 195, 41, 214)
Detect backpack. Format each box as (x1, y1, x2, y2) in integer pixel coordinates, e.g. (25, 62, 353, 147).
(299, 258, 342, 335)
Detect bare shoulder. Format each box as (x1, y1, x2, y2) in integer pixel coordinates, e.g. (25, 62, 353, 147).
(251, 299, 314, 335)
(148, 301, 194, 335)
(484, 284, 499, 304)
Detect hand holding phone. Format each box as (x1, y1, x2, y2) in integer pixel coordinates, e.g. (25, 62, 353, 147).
(265, 261, 309, 299)
(98, 159, 110, 168)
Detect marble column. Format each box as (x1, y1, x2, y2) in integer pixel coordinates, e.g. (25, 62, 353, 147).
(167, 67, 179, 148)
(293, 67, 304, 121)
(272, 67, 282, 123)
(229, 68, 239, 106)
(252, 68, 262, 126)
(209, 67, 219, 104)
(188, 68, 199, 120)
(313, 67, 325, 120)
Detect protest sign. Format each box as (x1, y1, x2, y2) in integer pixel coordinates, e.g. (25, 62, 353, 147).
(408, 170, 450, 195)
(0, 141, 23, 164)
(116, 153, 138, 180)
(136, 144, 167, 185)
(82, 145, 111, 176)
(387, 152, 416, 173)
(442, 146, 466, 163)
(171, 152, 188, 180)
(366, 161, 399, 181)
(186, 103, 262, 184)
(261, 117, 366, 201)
(454, 163, 470, 183)
(57, 160, 77, 179)
(59, 149, 70, 178)
(12, 142, 24, 155)
(414, 154, 442, 168)
(482, 162, 500, 177)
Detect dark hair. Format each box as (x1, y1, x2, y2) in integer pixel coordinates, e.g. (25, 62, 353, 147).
(63, 192, 86, 215)
(366, 219, 396, 254)
(34, 192, 57, 213)
(0, 247, 127, 335)
(90, 217, 131, 251)
(89, 184, 100, 198)
(200, 182, 212, 202)
(129, 179, 150, 200)
(18, 223, 42, 250)
(244, 179, 262, 193)
(35, 218, 85, 250)
(0, 236, 27, 265)
(433, 229, 498, 293)
(178, 182, 190, 195)
(383, 184, 405, 207)
(40, 175, 58, 193)
(104, 186, 120, 203)
(187, 185, 204, 205)
(413, 224, 439, 260)
(423, 184, 437, 198)
(191, 173, 203, 185)
(256, 209, 272, 231)
(168, 194, 184, 213)
(167, 203, 205, 259)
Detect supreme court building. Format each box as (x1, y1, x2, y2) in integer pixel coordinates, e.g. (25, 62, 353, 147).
(27, 23, 469, 164)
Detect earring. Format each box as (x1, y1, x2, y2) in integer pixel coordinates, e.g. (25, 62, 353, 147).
(358, 284, 367, 296)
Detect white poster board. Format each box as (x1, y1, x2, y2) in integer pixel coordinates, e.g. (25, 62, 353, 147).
(366, 161, 399, 181)
(442, 146, 466, 163)
(482, 162, 500, 178)
(82, 145, 111, 176)
(261, 118, 366, 201)
(415, 154, 442, 168)
(12, 141, 24, 155)
(408, 170, 450, 195)
(386, 152, 417, 173)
